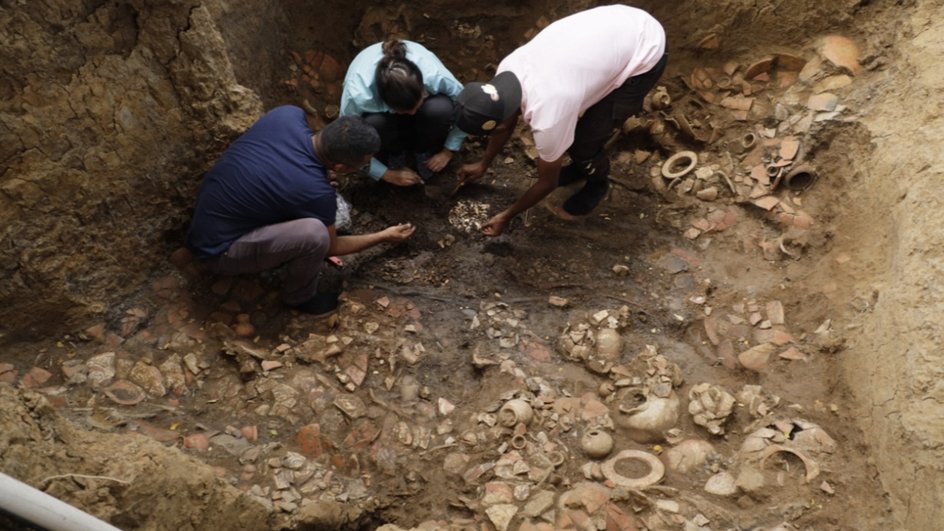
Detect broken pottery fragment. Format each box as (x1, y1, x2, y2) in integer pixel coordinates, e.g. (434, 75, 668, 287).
(738, 343, 777, 371)
(662, 439, 715, 473)
(688, 383, 736, 435)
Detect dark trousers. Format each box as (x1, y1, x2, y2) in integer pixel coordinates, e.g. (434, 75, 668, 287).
(568, 54, 668, 164)
(202, 218, 330, 306)
(363, 94, 455, 162)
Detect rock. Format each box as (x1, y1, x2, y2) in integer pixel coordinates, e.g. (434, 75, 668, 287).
(130, 361, 166, 397)
(548, 295, 570, 308)
(704, 472, 737, 496)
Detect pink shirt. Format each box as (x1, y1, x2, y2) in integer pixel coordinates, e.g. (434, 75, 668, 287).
(498, 6, 665, 161)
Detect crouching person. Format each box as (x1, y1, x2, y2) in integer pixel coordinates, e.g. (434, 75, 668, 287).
(187, 106, 415, 315)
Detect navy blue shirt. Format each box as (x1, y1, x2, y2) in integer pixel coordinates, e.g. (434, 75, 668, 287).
(187, 106, 337, 259)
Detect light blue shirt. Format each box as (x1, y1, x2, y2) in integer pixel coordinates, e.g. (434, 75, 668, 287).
(340, 41, 466, 180)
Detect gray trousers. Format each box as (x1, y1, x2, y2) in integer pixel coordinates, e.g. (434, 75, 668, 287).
(203, 218, 330, 306)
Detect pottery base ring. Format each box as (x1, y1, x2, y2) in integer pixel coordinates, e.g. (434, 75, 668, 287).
(661, 151, 698, 179)
(601, 449, 665, 488)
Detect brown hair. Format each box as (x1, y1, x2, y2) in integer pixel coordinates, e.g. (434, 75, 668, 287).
(375, 39, 424, 111)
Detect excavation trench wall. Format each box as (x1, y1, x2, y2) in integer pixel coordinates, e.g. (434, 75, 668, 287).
(1, 0, 942, 528)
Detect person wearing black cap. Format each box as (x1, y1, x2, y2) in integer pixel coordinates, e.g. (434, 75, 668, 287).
(454, 5, 667, 236)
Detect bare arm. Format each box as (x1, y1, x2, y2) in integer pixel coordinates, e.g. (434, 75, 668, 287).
(481, 156, 563, 236)
(327, 223, 415, 256)
(457, 113, 520, 186)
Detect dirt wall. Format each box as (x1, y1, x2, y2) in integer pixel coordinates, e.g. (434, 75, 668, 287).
(834, 2, 944, 528)
(0, 0, 262, 343)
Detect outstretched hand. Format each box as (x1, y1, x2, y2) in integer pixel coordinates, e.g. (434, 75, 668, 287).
(383, 223, 416, 242)
(425, 150, 454, 173)
(383, 169, 422, 187)
(456, 161, 488, 188)
(480, 212, 510, 237)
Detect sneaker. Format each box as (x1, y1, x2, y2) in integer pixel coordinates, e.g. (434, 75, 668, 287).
(292, 292, 340, 316)
(563, 179, 609, 215)
(557, 163, 586, 187)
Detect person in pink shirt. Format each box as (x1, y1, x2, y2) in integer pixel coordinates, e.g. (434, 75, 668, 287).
(454, 5, 667, 236)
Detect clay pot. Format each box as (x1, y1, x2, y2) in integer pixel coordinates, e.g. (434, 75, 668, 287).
(616, 389, 680, 443)
(594, 328, 623, 361)
(580, 429, 614, 459)
(498, 399, 533, 427)
(783, 164, 817, 190)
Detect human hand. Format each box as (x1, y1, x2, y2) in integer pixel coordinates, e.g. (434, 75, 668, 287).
(327, 171, 340, 188)
(481, 212, 511, 237)
(383, 223, 416, 242)
(383, 169, 422, 186)
(456, 161, 487, 188)
(425, 149, 454, 173)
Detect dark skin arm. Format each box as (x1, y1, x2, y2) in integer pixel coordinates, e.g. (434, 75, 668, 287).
(479, 156, 563, 236)
(327, 223, 415, 256)
(456, 113, 520, 186)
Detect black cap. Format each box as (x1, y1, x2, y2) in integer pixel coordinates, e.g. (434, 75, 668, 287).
(455, 71, 522, 135)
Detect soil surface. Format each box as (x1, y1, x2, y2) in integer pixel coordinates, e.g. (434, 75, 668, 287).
(1, 1, 942, 530)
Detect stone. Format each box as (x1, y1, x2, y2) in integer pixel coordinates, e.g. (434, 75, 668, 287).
(548, 295, 570, 308)
(705, 472, 737, 496)
(130, 361, 166, 397)
(807, 93, 839, 112)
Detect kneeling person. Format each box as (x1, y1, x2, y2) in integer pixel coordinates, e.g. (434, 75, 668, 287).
(187, 106, 415, 314)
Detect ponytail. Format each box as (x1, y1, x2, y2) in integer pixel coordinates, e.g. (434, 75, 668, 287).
(375, 39, 424, 112)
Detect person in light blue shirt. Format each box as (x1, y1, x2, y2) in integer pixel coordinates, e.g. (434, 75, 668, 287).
(340, 39, 466, 186)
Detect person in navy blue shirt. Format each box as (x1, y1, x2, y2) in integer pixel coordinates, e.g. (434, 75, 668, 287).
(187, 106, 415, 314)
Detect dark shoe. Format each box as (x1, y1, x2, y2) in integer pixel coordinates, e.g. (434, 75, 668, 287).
(414, 152, 435, 182)
(557, 163, 586, 186)
(563, 179, 609, 215)
(292, 292, 340, 316)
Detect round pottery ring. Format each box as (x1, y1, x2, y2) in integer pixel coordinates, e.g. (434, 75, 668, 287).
(511, 434, 528, 450)
(661, 151, 698, 179)
(601, 449, 665, 488)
